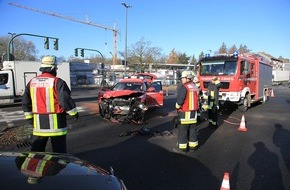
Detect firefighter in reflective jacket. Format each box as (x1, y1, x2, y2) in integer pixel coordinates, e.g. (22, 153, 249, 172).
(193, 76, 204, 121)
(22, 56, 79, 153)
(175, 71, 199, 152)
(207, 76, 222, 128)
(15, 153, 67, 184)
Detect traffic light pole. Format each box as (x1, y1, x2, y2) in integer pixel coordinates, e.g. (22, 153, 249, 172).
(6, 33, 58, 61)
(74, 48, 105, 87)
(74, 48, 104, 61)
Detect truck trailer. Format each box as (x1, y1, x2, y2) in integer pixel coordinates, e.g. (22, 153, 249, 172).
(198, 53, 272, 112)
(0, 60, 70, 105)
(272, 70, 290, 85)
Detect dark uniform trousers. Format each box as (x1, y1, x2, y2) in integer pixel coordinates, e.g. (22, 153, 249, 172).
(208, 104, 218, 127)
(31, 135, 67, 153)
(178, 123, 198, 146)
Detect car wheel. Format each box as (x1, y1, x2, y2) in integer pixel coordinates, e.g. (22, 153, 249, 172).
(99, 104, 105, 118)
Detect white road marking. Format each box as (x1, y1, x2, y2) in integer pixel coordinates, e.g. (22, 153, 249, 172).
(0, 106, 86, 122)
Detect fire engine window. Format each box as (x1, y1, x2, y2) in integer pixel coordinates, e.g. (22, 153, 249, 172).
(240, 61, 249, 75)
(224, 61, 237, 75)
(251, 64, 255, 75)
(0, 74, 8, 85)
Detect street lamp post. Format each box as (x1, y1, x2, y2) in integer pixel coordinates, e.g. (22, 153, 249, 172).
(121, 2, 132, 77)
(8, 32, 16, 56)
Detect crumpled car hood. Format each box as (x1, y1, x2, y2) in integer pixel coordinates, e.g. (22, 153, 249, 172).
(103, 90, 144, 99)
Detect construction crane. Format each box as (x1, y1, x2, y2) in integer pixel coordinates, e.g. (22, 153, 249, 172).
(9, 2, 118, 64)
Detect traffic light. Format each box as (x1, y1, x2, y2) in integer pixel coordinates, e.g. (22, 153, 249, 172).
(44, 37, 49, 49)
(80, 49, 84, 57)
(74, 48, 78, 56)
(54, 39, 58, 50)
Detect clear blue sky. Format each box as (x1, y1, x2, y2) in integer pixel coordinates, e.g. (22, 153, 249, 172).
(1, 0, 290, 60)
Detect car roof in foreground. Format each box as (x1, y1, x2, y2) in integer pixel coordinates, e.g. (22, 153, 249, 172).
(0, 151, 126, 190)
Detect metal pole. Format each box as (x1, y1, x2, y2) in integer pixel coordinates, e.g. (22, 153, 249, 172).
(8, 33, 16, 56)
(6, 33, 58, 61)
(122, 2, 132, 77)
(125, 7, 128, 76)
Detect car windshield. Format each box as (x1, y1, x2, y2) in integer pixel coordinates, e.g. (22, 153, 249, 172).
(200, 61, 237, 75)
(113, 82, 143, 91)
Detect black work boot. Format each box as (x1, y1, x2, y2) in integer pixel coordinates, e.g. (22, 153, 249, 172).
(173, 148, 187, 154)
(189, 146, 198, 152)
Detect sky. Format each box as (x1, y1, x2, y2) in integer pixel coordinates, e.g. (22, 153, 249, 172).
(1, 0, 290, 61)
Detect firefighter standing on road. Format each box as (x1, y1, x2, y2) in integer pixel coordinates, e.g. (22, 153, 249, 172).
(193, 75, 204, 122)
(175, 71, 199, 153)
(22, 56, 79, 153)
(206, 76, 222, 128)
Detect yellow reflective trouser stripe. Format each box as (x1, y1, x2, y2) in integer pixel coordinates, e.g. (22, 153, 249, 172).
(181, 120, 197, 124)
(179, 143, 187, 149)
(189, 141, 198, 148)
(33, 130, 67, 136)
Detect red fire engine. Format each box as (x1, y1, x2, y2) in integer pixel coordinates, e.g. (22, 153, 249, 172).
(198, 52, 272, 112)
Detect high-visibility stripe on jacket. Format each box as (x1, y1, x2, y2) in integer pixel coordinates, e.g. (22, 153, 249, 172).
(207, 82, 219, 109)
(179, 82, 198, 112)
(29, 74, 67, 136)
(22, 73, 78, 137)
(30, 76, 64, 114)
(176, 82, 199, 124)
(21, 153, 53, 178)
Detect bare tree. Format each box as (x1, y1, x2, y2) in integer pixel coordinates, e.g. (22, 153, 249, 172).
(167, 48, 179, 64)
(228, 44, 238, 54)
(0, 35, 37, 61)
(127, 37, 162, 71)
(178, 53, 190, 64)
(218, 42, 227, 54)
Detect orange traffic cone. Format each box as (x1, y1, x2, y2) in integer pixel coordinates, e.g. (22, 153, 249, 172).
(220, 172, 230, 190)
(271, 89, 275, 97)
(238, 115, 247, 132)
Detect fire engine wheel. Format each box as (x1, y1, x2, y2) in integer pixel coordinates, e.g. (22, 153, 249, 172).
(238, 97, 248, 112)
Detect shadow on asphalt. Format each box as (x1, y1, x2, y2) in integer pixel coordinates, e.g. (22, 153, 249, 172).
(248, 141, 285, 189)
(75, 133, 221, 190)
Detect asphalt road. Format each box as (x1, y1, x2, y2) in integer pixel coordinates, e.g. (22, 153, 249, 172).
(64, 85, 290, 190)
(1, 85, 290, 190)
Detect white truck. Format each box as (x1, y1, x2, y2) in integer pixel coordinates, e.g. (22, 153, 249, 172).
(272, 70, 290, 85)
(0, 60, 70, 105)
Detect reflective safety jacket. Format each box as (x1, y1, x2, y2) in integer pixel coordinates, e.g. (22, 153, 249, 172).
(22, 73, 78, 137)
(207, 81, 220, 109)
(17, 153, 66, 178)
(176, 81, 199, 124)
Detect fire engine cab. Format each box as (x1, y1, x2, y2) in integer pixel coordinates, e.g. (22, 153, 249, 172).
(198, 52, 272, 112)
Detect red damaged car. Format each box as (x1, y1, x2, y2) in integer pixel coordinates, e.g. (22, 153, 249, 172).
(98, 76, 163, 124)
